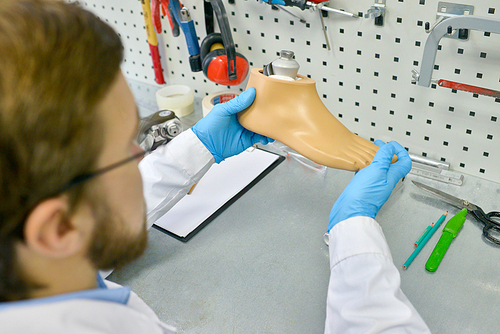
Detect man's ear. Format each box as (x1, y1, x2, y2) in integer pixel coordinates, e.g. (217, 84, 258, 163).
(23, 197, 86, 258)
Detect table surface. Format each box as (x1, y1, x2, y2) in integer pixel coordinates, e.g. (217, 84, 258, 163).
(110, 81, 500, 333)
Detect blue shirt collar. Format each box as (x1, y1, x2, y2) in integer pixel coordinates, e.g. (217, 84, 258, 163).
(0, 273, 130, 312)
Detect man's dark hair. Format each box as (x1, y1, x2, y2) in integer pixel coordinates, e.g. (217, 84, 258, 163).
(0, 0, 123, 301)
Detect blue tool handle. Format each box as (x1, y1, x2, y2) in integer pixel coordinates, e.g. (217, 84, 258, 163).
(180, 20, 200, 55)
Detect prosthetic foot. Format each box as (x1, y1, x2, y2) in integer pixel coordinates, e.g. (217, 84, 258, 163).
(238, 68, 393, 171)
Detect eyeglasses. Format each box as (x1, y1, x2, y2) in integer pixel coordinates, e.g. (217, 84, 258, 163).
(57, 139, 169, 194)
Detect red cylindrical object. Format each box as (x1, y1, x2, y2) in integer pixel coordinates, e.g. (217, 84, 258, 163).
(149, 43, 165, 85)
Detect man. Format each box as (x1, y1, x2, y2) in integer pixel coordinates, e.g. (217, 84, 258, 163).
(0, 0, 429, 332)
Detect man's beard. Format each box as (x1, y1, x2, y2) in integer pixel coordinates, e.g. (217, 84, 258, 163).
(86, 190, 148, 271)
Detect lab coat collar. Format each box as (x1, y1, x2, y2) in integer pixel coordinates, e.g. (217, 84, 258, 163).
(0, 273, 130, 312)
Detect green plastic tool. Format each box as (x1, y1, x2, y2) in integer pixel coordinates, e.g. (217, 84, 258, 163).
(425, 208, 467, 272)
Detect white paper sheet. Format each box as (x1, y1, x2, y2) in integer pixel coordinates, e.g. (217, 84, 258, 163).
(154, 148, 281, 238)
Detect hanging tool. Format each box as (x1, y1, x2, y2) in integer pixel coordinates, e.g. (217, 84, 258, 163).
(316, 3, 330, 50)
(151, 0, 180, 37)
(140, 0, 165, 84)
(315, 3, 358, 18)
(262, 0, 358, 17)
(412, 181, 500, 245)
(169, 0, 202, 72)
(437, 79, 500, 99)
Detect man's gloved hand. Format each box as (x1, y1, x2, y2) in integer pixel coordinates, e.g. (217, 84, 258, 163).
(327, 140, 412, 232)
(191, 87, 274, 163)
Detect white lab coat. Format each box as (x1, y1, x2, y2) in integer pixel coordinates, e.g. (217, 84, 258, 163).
(325, 217, 430, 333)
(0, 129, 430, 333)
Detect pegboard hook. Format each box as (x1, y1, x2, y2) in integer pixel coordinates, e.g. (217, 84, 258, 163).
(365, 0, 385, 26)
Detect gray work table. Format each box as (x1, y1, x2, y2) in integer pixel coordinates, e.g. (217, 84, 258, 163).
(115, 80, 500, 332)
(109, 150, 500, 333)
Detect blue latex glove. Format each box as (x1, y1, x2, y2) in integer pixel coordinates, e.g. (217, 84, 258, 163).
(327, 140, 412, 232)
(191, 87, 274, 163)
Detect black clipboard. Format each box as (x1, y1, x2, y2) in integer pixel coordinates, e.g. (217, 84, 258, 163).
(153, 149, 285, 242)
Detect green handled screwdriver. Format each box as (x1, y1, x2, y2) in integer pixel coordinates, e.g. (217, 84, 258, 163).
(426, 208, 467, 272)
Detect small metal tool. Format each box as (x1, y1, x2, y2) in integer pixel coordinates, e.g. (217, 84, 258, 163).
(316, 3, 331, 50)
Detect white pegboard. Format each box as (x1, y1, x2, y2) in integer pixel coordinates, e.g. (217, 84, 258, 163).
(68, 0, 500, 182)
